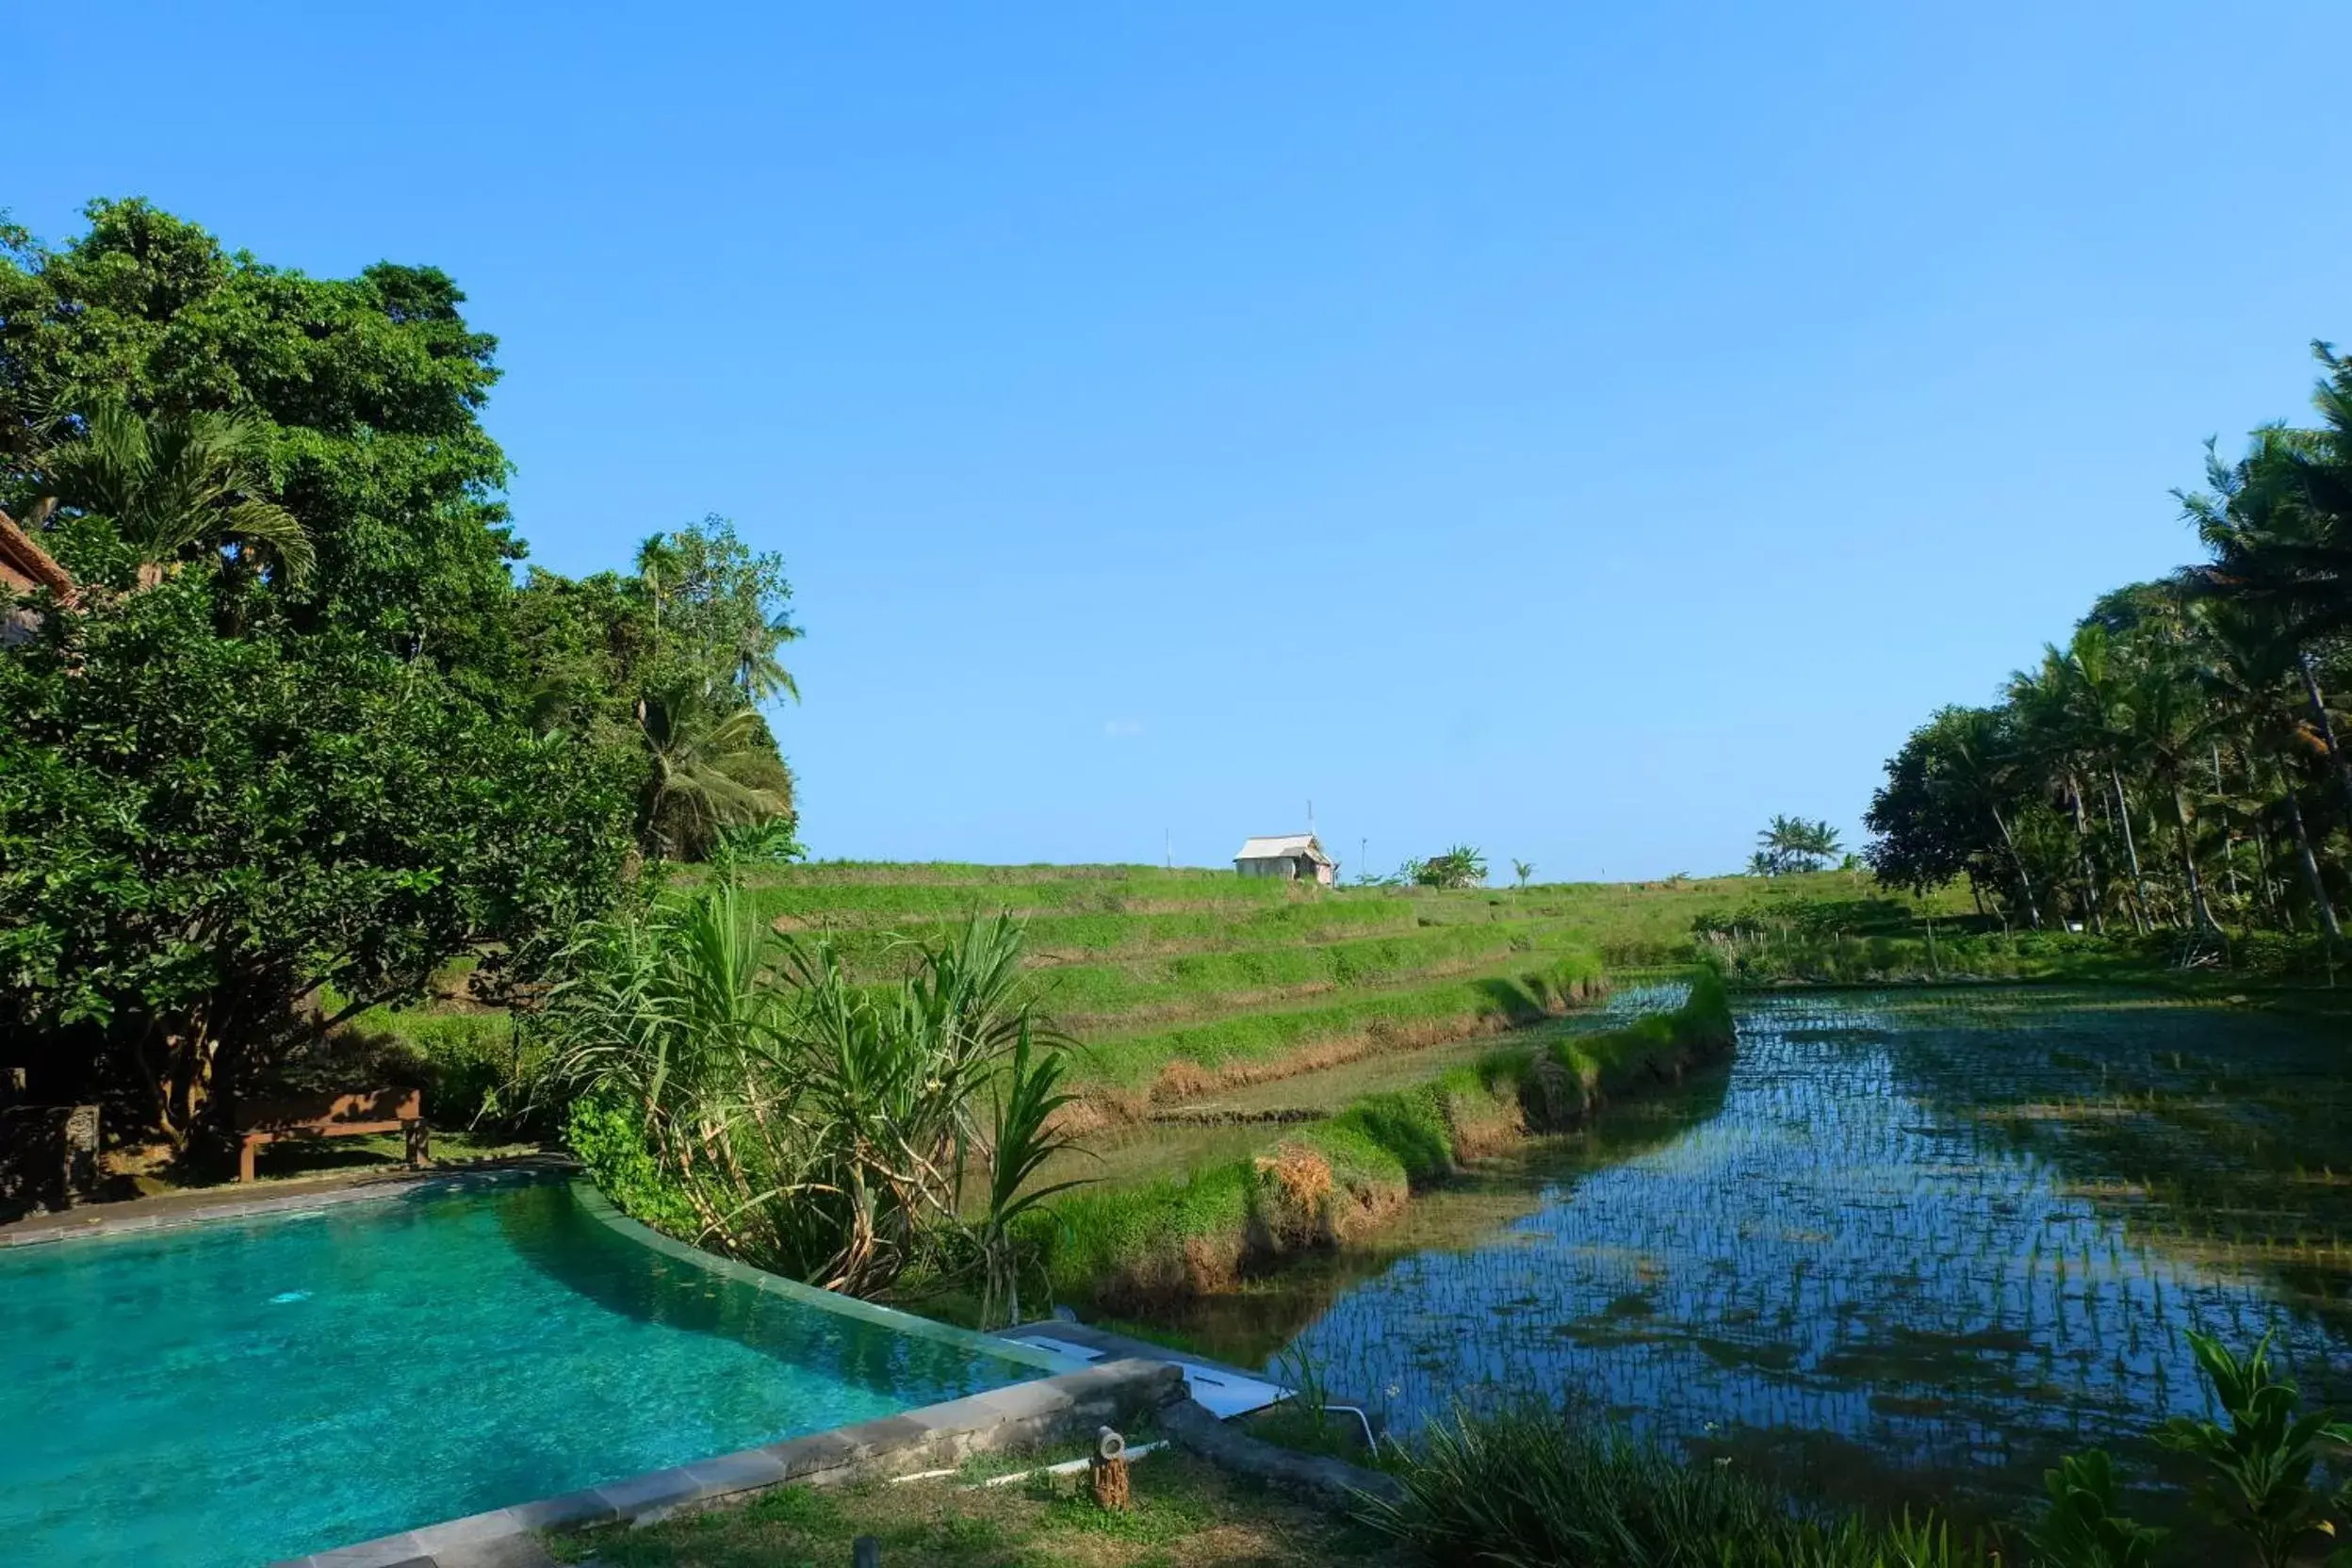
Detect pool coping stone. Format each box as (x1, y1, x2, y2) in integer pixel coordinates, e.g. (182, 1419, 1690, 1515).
(272, 1357, 1185, 1568)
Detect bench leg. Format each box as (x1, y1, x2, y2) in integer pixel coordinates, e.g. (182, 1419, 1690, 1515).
(238, 1135, 261, 1184)
(404, 1119, 430, 1169)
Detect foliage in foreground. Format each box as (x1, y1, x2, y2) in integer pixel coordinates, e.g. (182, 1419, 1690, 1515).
(1361, 1329, 2352, 1568)
(545, 880, 1081, 1310)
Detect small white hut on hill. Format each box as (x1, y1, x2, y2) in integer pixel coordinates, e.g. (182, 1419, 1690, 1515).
(1233, 833, 1336, 886)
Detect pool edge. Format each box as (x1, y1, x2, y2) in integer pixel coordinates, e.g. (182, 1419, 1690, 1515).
(566, 1180, 1070, 1376)
(270, 1357, 1185, 1568)
(0, 1158, 576, 1250)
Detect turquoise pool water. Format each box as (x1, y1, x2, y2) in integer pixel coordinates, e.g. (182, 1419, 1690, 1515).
(0, 1176, 1037, 1567)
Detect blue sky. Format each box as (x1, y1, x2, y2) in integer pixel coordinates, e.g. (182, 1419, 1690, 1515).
(19, 4, 2352, 878)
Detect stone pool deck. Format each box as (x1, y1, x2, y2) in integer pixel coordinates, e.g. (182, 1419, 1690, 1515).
(0, 1155, 573, 1249)
(272, 1358, 1185, 1568)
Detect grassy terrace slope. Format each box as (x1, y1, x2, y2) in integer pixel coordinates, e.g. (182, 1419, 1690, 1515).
(736, 862, 1622, 1105)
(350, 864, 1919, 1129)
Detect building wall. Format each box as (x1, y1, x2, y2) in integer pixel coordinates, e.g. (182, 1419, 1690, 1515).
(1235, 857, 1298, 879)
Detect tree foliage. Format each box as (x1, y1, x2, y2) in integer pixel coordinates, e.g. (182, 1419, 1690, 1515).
(1865, 344, 2352, 948)
(0, 575, 632, 1144)
(0, 201, 799, 1153)
(1410, 845, 1488, 890)
(1752, 815, 1843, 875)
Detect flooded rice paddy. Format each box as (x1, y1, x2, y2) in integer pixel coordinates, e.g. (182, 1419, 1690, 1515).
(1129, 987, 2352, 1514)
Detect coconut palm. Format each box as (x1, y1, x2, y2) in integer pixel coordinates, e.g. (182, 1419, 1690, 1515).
(2181, 346, 2352, 647)
(1755, 816, 1842, 874)
(633, 680, 795, 860)
(30, 400, 313, 586)
(2008, 652, 2108, 933)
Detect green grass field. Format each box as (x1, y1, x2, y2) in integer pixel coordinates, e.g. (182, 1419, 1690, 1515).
(351, 863, 1958, 1128)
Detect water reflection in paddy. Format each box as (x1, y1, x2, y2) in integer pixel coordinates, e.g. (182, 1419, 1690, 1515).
(1144, 988, 2352, 1511)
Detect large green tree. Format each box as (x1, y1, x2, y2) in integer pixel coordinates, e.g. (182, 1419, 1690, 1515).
(0, 573, 633, 1147)
(0, 199, 520, 686)
(0, 202, 675, 1154)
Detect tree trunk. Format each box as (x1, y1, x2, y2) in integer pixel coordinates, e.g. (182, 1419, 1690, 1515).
(2252, 822, 2278, 920)
(2212, 743, 2239, 904)
(2111, 768, 2155, 932)
(2172, 786, 2219, 933)
(2067, 772, 2105, 935)
(2297, 651, 2352, 832)
(2286, 786, 2343, 939)
(1987, 802, 2043, 929)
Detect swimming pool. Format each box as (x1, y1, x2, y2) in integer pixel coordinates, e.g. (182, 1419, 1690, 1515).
(0, 1176, 1045, 1567)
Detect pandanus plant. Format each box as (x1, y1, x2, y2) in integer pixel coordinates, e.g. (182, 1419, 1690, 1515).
(544, 883, 1086, 1304)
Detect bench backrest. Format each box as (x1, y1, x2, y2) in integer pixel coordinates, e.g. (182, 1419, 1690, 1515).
(238, 1088, 422, 1135)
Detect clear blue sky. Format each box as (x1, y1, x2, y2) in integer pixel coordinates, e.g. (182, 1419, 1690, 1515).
(20, 4, 2352, 878)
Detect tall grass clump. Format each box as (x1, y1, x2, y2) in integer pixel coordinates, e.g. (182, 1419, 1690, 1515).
(541, 878, 1081, 1312)
(1359, 1407, 1988, 1568)
(1363, 1332, 2352, 1568)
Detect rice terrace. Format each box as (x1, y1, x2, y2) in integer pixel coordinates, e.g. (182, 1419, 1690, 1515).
(15, 12, 2352, 1568)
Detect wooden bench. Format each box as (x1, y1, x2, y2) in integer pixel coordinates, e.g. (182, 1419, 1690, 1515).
(237, 1088, 428, 1183)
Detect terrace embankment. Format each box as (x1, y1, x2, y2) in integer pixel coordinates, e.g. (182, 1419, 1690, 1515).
(1035, 973, 1735, 1314)
(743, 864, 1616, 1118)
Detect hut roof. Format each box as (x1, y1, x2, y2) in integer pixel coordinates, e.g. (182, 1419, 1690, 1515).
(1234, 833, 1332, 865)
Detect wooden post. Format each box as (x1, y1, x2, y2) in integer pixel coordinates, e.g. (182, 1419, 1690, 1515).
(403, 1119, 431, 1169)
(1089, 1426, 1130, 1512)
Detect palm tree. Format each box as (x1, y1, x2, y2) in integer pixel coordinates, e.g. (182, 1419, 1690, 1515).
(1936, 709, 2045, 928)
(2188, 600, 2342, 938)
(634, 680, 796, 860)
(2055, 624, 2155, 932)
(1756, 815, 1842, 874)
(2121, 649, 2224, 933)
(2180, 358, 2352, 827)
(2009, 649, 2111, 934)
(30, 400, 313, 586)
(2180, 345, 2352, 647)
